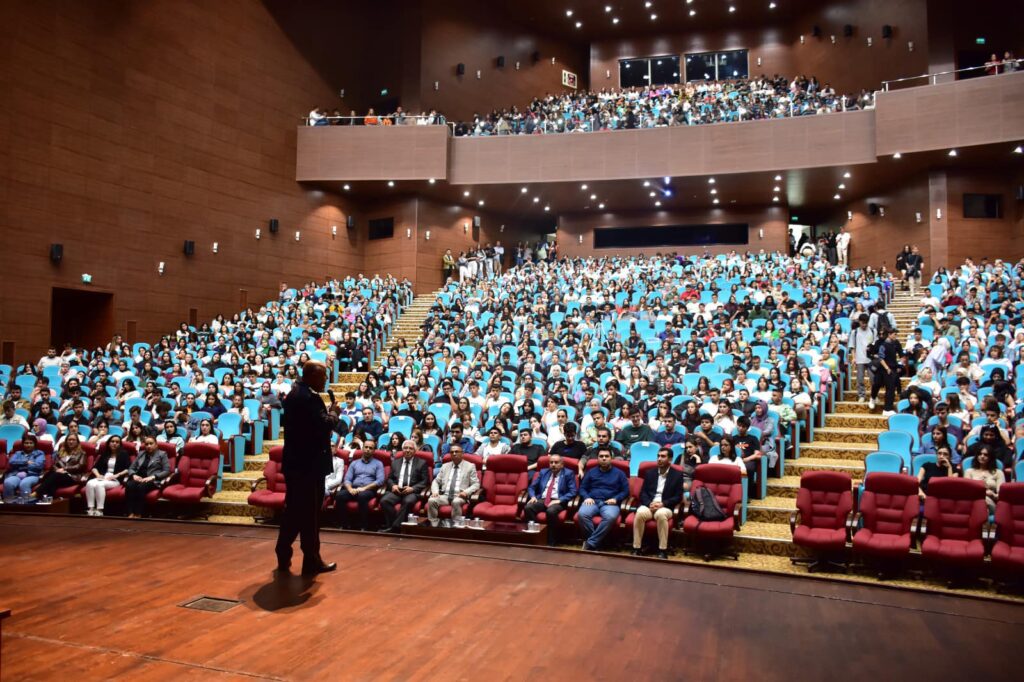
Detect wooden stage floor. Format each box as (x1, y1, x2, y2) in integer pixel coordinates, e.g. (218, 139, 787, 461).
(0, 515, 1020, 681)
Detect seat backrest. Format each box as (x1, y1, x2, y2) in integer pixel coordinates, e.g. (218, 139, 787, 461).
(216, 412, 242, 437)
(480, 455, 528, 505)
(265, 446, 287, 493)
(797, 471, 853, 530)
(692, 464, 742, 514)
(876, 431, 913, 471)
(995, 483, 1024, 548)
(923, 478, 987, 541)
(180, 442, 221, 488)
(860, 473, 919, 535)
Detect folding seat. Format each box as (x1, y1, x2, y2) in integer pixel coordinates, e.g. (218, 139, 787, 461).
(215, 413, 247, 473)
(472, 455, 529, 521)
(919, 478, 988, 572)
(628, 441, 660, 476)
(991, 483, 1024, 577)
(681, 464, 743, 560)
(247, 445, 286, 512)
(790, 471, 853, 571)
(847, 471, 921, 565)
(876, 431, 914, 473)
(161, 442, 221, 506)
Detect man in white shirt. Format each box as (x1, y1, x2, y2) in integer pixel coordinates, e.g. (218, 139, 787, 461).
(0, 401, 29, 430)
(835, 228, 851, 266)
(307, 107, 324, 126)
(37, 347, 62, 371)
(631, 448, 685, 559)
(477, 428, 510, 460)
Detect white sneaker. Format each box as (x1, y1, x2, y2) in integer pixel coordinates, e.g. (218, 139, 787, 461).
(857, 396, 865, 404)
(868, 398, 875, 410)
(882, 410, 895, 417)
(96, 509, 104, 517)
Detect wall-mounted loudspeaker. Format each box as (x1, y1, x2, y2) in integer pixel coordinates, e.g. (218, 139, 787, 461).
(1016, 185, 1024, 201)
(531, 50, 540, 63)
(843, 24, 853, 37)
(456, 63, 465, 75)
(346, 215, 355, 229)
(183, 240, 195, 256)
(49, 243, 63, 264)
(868, 203, 880, 216)
(269, 218, 279, 233)
(882, 24, 893, 39)
(473, 216, 481, 228)
(496, 56, 505, 68)
(811, 25, 822, 38)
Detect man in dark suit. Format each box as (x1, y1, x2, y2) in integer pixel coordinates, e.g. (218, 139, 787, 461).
(631, 448, 685, 559)
(523, 453, 578, 546)
(275, 361, 339, 576)
(379, 439, 429, 532)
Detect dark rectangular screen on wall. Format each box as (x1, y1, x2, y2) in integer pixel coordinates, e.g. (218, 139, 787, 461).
(367, 217, 395, 240)
(593, 224, 749, 249)
(962, 193, 1002, 219)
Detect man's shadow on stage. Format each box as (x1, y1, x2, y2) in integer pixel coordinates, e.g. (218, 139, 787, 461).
(240, 570, 325, 613)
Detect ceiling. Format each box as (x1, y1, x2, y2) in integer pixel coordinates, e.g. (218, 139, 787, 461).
(319, 142, 1024, 224)
(511, 0, 817, 43)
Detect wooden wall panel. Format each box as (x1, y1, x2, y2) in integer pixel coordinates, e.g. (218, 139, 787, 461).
(875, 71, 1024, 155)
(295, 126, 449, 182)
(448, 111, 876, 185)
(944, 171, 1024, 265)
(0, 0, 358, 364)
(557, 207, 789, 260)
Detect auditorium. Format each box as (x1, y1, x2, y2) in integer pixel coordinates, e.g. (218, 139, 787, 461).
(1, 0, 1023, 679)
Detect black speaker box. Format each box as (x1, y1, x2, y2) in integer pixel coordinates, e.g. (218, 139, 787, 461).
(49, 243, 63, 264)
(882, 24, 893, 38)
(183, 240, 195, 256)
(473, 216, 481, 227)
(346, 215, 355, 229)
(496, 56, 505, 68)
(843, 24, 854, 37)
(868, 203, 880, 216)
(531, 50, 540, 63)
(811, 25, 822, 37)
(269, 218, 279, 233)
(456, 63, 465, 76)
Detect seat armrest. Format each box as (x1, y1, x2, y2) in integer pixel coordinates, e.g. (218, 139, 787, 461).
(789, 509, 801, 534)
(733, 505, 742, 531)
(516, 489, 530, 517)
(912, 516, 927, 542)
(203, 474, 217, 499)
(250, 476, 267, 493)
(845, 511, 861, 543)
(158, 470, 179, 492)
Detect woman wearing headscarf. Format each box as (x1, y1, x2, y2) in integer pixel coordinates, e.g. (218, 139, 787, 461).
(31, 417, 54, 445)
(922, 337, 952, 380)
(749, 400, 778, 469)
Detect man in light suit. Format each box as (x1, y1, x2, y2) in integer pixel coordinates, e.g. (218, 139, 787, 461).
(380, 440, 429, 533)
(522, 453, 578, 546)
(631, 448, 685, 559)
(427, 445, 480, 527)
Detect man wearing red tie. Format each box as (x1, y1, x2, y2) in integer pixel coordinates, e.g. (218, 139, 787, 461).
(522, 453, 578, 546)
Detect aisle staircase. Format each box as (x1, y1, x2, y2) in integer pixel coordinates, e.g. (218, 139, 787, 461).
(739, 288, 920, 553)
(203, 290, 441, 524)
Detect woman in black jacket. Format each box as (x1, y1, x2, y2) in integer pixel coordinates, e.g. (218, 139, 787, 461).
(85, 435, 132, 516)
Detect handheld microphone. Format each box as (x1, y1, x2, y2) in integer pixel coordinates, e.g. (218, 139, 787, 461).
(327, 389, 336, 405)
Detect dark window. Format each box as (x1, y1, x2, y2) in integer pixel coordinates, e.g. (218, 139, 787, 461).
(619, 59, 649, 88)
(962, 193, 1002, 219)
(367, 217, 395, 240)
(593, 224, 749, 249)
(620, 56, 681, 88)
(650, 56, 681, 86)
(685, 50, 749, 82)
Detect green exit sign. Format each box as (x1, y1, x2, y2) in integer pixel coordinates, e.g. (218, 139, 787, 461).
(975, 37, 986, 45)
(81, 274, 92, 283)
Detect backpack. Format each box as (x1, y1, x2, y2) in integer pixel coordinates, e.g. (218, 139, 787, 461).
(690, 485, 727, 522)
(874, 311, 894, 337)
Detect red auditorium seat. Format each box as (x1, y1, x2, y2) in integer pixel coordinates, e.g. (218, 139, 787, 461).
(161, 442, 220, 506)
(682, 464, 743, 560)
(919, 478, 987, 573)
(851, 473, 919, 571)
(52, 442, 98, 500)
(434, 453, 485, 521)
(572, 459, 631, 545)
(623, 461, 686, 548)
(248, 445, 287, 512)
(991, 483, 1024, 576)
(790, 471, 853, 572)
(472, 455, 528, 521)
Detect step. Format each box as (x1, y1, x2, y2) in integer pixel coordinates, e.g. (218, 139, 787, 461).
(223, 470, 261, 493)
(767, 475, 803, 498)
(747, 496, 796, 524)
(812, 427, 881, 444)
(245, 455, 269, 472)
(204, 490, 273, 519)
(735, 521, 798, 555)
(798, 441, 876, 461)
(787, 457, 864, 475)
(824, 413, 888, 428)
(831, 401, 876, 415)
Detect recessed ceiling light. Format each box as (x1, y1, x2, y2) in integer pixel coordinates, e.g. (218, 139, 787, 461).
(773, 196, 780, 202)
(655, 201, 661, 207)
(643, 180, 651, 187)
(689, 9, 696, 16)
(521, 186, 528, 193)
(581, 184, 588, 190)
(612, 17, 619, 24)
(644, 1, 651, 7)
(729, 6, 736, 12)
(664, 176, 670, 183)
(774, 174, 782, 181)
(533, 197, 540, 203)
(566, 9, 573, 17)
(605, 5, 612, 11)
(773, 186, 781, 192)
(463, 190, 470, 197)
(708, 178, 716, 184)
(843, 172, 851, 178)
(893, 152, 902, 159)
(839, 184, 847, 190)
(1014, 145, 1023, 154)
(948, 149, 957, 157)
(769, 2, 777, 8)
(834, 193, 842, 200)
(590, 194, 597, 200)
(478, 200, 484, 206)
(343, 184, 350, 190)
(710, 188, 717, 195)
(575, 21, 582, 28)
(544, 205, 550, 212)
(428, 178, 435, 184)
(650, 13, 657, 20)
(598, 203, 605, 209)
(712, 198, 719, 204)
(387, 180, 395, 187)
(649, 191, 656, 197)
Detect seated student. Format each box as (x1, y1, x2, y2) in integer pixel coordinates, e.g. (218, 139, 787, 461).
(630, 447, 685, 559)
(917, 445, 957, 501)
(477, 427, 511, 460)
(709, 436, 747, 476)
(0, 400, 30, 430)
(157, 420, 185, 454)
(351, 407, 385, 448)
(190, 418, 220, 445)
(964, 446, 1004, 515)
(510, 428, 546, 471)
(2, 433, 47, 499)
(35, 433, 88, 499)
(653, 412, 686, 447)
(965, 425, 1014, 472)
(201, 393, 227, 419)
(438, 422, 475, 456)
(227, 393, 252, 425)
(548, 423, 586, 460)
(691, 414, 723, 460)
(674, 438, 703, 492)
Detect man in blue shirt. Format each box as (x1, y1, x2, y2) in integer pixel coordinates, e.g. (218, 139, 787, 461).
(352, 407, 384, 447)
(336, 438, 384, 531)
(654, 413, 686, 448)
(578, 448, 629, 551)
(439, 422, 476, 457)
